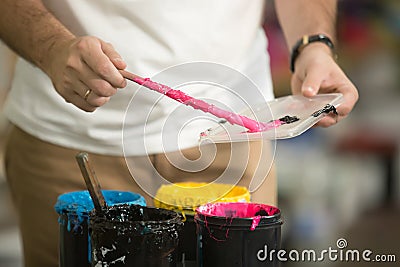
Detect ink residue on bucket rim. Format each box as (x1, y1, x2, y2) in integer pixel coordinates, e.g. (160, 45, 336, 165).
(196, 202, 280, 218)
(54, 190, 146, 232)
(54, 190, 146, 215)
(195, 202, 282, 231)
(196, 204, 283, 265)
(90, 204, 182, 226)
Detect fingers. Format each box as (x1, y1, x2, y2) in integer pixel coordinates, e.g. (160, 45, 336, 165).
(102, 42, 127, 70)
(79, 39, 127, 89)
(62, 79, 111, 112)
(315, 114, 340, 128)
(78, 66, 119, 98)
(82, 87, 111, 107)
(51, 36, 129, 112)
(68, 93, 109, 113)
(300, 66, 325, 97)
(76, 79, 112, 107)
(292, 54, 359, 127)
(331, 81, 359, 120)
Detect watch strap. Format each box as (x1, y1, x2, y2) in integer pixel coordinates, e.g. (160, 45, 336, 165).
(290, 34, 335, 72)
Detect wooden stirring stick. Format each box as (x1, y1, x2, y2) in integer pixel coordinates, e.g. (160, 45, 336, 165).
(120, 69, 300, 132)
(76, 152, 107, 212)
(120, 69, 141, 82)
(119, 69, 269, 132)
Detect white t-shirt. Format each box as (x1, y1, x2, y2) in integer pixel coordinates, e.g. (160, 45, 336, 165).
(4, 0, 274, 156)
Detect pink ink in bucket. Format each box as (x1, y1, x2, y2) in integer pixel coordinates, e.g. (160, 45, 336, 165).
(195, 202, 283, 267)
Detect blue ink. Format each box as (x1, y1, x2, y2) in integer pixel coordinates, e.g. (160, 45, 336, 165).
(54, 190, 146, 265)
(55, 190, 146, 229)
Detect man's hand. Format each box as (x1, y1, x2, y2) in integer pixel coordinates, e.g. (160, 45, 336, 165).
(274, 0, 359, 127)
(0, 1, 127, 112)
(291, 43, 359, 127)
(47, 36, 127, 112)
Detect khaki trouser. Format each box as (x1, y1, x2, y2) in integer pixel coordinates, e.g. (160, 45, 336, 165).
(5, 126, 276, 267)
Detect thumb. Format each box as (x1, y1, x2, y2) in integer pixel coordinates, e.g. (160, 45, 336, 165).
(301, 69, 324, 97)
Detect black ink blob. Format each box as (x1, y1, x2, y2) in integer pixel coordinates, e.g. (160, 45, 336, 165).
(312, 104, 338, 117)
(278, 115, 300, 124)
(254, 209, 269, 217)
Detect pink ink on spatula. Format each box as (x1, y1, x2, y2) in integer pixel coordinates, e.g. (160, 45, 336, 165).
(120, 70, 298, 132)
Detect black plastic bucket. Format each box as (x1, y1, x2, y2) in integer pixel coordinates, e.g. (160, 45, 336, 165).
(195, 202, 283, 267)
(177, 215, 196, 266)
(90, 204, 183, 267)
(54, 190, 146, 267)
(154, 182, 251, 266)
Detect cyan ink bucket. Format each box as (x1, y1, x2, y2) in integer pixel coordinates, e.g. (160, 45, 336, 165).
(154, 182, 250, 265)
(54, 190, 146, 267)
(195, 202, 282, 267)
(90, 204, 183, 267)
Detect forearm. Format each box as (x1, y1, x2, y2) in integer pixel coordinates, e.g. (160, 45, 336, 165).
(0, 0, 75, 74)
(274, 0, 337, 49)
(275, 0, 358, 128)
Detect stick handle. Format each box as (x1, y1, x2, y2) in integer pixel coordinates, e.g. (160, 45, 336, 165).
(120, 69, 142, 83)
(76, 152, 107, 212)
(120, 69, 263, 132)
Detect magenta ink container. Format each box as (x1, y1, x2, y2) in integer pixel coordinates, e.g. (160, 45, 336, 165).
(195, 202, 282, 267)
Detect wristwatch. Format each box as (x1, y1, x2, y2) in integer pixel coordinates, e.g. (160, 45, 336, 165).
(290, 34, 335, 73)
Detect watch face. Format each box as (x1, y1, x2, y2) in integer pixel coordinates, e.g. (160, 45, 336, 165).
(200, 93, 343, 143)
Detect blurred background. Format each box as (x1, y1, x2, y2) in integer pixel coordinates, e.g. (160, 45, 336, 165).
(265, 0, 400, 266)
(0, 0, 399, 266)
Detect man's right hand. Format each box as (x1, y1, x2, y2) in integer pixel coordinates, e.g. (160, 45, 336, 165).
(46, 36, 127, 112)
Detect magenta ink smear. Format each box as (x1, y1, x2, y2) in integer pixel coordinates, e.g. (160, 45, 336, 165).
(199, 93, 344, 142)
(123, 72, 343, 142)
(90, 204, 183, 267)
(54, 190, 146, 267)
(133, 77, 295, 133)
(195, 202, 283, 267)
(250, 115, 300, 133)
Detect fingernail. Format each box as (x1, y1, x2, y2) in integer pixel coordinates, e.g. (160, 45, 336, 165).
(303, 86, 317, 96)
(304, 86, 314, 93)
(113, 58, 127, 69)
(114, 57, 123, 62)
